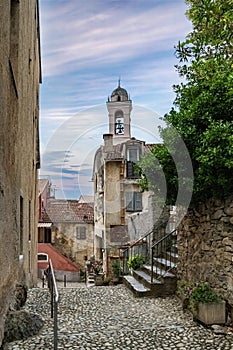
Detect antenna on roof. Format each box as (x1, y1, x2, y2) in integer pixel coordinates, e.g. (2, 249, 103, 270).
(118, 77, 121, 87)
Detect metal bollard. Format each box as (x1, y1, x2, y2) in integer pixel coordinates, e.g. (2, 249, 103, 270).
(64, 275, 66, 287)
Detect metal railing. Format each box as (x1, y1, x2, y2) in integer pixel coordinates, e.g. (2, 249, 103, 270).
(151, 229, 177, 283)
(121, 223, 177, 284)
(47, 260, 59, 350)
(121, 228, 153, 274)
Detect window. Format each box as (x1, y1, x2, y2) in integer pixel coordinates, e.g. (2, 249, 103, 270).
(126, 147, 140, 178)
(125, 192, 142, 212)
(10, 0, 20, 97)
(127, 148, 139, 162)
(115, 110, 124, 134)
(28, 200, 31, 241)
(19, 195, 23, 255)
(37, 253, 48, 262)
(28, 251, 31, 273)
(76, 226, 86, 240)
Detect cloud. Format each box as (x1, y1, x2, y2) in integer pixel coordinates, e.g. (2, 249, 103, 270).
(40, 1, 191, 77)
(39, 0, 191, 198)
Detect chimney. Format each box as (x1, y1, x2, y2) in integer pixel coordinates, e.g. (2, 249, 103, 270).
(103, 134, 113, 152)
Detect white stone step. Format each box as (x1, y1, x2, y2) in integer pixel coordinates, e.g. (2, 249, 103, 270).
(133, 270, 162, 285)
(124, 275, 150, 293)
(153, 257, 176, 269)
(143, 264, 175, 278)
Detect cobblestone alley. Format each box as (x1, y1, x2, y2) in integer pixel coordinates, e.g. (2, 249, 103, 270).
(6, 283, 233, 350)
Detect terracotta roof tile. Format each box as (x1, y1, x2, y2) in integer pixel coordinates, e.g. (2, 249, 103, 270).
(39, 209, 52, 223)
(46, 199, 94, 223)
(38, 243, 80, 272)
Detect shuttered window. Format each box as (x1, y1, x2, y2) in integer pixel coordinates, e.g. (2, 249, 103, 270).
(76, 226, 86, 240)
(125, 192, 142, 212)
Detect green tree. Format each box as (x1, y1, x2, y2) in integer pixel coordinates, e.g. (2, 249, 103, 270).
(140, 0, 233, 205)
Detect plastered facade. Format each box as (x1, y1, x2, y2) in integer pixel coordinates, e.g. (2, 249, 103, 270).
(0, 0, 41, 345)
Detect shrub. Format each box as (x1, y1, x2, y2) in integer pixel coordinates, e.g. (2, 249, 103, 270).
(111, 259, 122, 278)
(127, 255, 145, 270)
(177, 281, 222, 312)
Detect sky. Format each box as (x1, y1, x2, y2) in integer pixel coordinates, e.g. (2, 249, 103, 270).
(39, 0, 192, 200)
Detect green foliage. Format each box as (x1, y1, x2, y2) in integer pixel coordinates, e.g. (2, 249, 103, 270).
(177, 280, 195, 298)
(191, 282, 221, 303)
(111, 259, 122, 277)
(127, 255, 145, 270)
(103, 277, 111, 286)
(179, 0, 233, 62)
(177, 281, 222, 312)
(139, 0, 233, 205)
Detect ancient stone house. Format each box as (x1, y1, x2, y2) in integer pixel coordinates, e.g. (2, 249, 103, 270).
(0, 0, 41, 345)
(45, 199, 94, 269)
(93, 82, 156, 273)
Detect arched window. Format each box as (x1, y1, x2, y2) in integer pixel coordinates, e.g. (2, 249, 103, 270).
(37, 253, 48, 262)
(115, 110, 124, 135)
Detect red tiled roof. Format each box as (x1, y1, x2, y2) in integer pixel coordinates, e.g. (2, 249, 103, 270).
(46, 199, 94, 223)
(39, 208, 52, 223)
(38, 243, 80, 272)
(144, 143, 162, 153)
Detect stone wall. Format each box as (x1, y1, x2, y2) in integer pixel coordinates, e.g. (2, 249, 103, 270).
(52, 222, 94, 269)
(177, 196, 233, 306)
(0, 0, 41, 346)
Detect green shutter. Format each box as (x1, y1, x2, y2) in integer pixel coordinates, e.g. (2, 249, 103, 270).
(134, 192, 142, 211)
(126, 192, 134, 211)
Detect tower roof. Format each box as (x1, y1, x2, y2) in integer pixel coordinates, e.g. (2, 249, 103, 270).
(110, 80, 129, 102)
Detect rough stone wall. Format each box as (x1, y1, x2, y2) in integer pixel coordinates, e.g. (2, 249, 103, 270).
(52, 222, 94, 269)
(177, 196, 233, 306)
(0, 0, 41, 346)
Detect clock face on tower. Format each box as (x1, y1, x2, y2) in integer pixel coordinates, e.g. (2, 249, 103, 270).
(115, 117, 124, 134)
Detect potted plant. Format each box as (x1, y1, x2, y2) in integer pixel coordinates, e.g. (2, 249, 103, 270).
(92, 260, 103, 275)
(111, 259, 122, 284)
(177, 281, 226, 325)
(91, 260, 104, 286)
(127, 254, 145, 271)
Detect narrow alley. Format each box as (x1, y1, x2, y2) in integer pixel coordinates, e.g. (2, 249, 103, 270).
(6, 284, 233, 350)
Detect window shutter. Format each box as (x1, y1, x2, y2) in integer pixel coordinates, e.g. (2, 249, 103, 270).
(134, 192, 142, 211)
(76, 226, 80, 239)
(126, 192, 134, 211)
(76, 226, 86, 239)
(126, 161, 134, 178)
(80, 226, 86, 239)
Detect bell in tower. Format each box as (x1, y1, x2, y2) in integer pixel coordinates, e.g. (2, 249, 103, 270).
(106, 80, 132, 145)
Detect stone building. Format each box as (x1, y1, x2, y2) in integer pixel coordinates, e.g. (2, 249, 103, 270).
(38, 179, 94, 271)
(93, 82, 155, 273)
(0, 0, 41, 345)
(46, 199, 94, 270)
(38, 179, 52, 244)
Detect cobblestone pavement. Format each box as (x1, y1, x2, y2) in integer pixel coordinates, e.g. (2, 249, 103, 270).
(6, 283, 233, 350)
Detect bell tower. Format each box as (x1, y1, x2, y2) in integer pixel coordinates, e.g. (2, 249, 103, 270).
(106, 80, 132, 144)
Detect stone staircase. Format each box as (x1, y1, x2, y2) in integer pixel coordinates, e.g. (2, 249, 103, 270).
(86, 272, 95, 287)
(123, 244, 178, 298)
